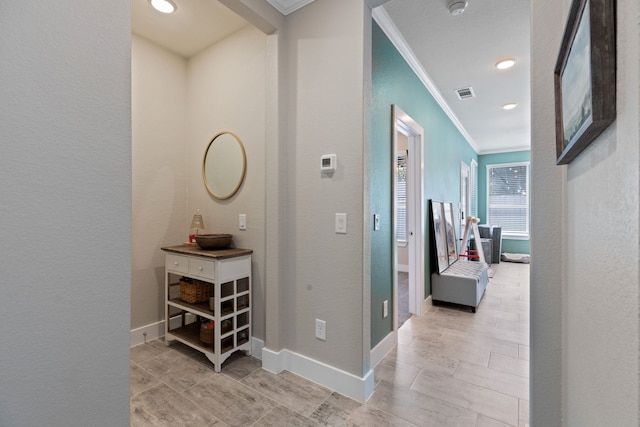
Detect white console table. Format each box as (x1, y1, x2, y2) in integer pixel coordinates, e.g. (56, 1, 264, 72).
(161, 245, 253, 372)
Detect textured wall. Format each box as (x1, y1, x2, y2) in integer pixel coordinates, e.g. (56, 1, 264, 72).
(187, 25, 267, 340)
(281, 0, 369, 376)
(530, 1, 567, 423)
(531, 0, 640, 425)
(562, 0, 640, 423)
(370, 21, 478, 347)
(0, 2, 131, 425)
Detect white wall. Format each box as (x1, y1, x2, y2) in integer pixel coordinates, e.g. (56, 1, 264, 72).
(187, 25, 268, 340)
(562, 0, 640, 422)
(131, 25, 267, 340)
(131, 34, 188, 330)
(531, 0, 640, 425)
(280, 0, 370, 377)
(530, 1, 566, 423)
(0, 2, 131, 425)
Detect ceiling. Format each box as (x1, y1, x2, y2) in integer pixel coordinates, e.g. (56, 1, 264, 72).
(131, 0, 531, 154)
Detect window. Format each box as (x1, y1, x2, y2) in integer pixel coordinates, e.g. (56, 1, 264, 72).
(486, 162, 529, 238)
(470, 159, 478, 218)
(396, 153, 407, 244)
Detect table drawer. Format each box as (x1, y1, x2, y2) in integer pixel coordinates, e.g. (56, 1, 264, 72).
(189, 257, 216, 280)
(166, 253, 189, 274)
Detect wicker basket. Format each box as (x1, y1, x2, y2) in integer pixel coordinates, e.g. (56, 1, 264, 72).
(179, 279, 212, 303)
(200, 322, 214, 345)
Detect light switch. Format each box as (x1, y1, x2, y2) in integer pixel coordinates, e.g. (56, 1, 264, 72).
(374, 214, 380, 231)
(239, 214, 246, 230)
(335, 213, 347, 234)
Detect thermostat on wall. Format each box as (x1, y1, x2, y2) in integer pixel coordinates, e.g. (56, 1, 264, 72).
(321, 154, 337, 172)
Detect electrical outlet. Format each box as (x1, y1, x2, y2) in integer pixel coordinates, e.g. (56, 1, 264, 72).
(239, 214, 246, 230)
(383, 300, 388, 318)
(315, 319, 326, 341)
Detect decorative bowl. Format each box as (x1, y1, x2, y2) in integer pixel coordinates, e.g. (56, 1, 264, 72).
(194, 234, 233, 250)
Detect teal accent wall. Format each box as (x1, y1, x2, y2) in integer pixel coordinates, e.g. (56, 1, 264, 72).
(478, 150, 531, 255)
(370, 22, 478, 348)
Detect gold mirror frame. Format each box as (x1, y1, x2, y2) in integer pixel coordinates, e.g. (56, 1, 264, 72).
(202, 131, 247, 200)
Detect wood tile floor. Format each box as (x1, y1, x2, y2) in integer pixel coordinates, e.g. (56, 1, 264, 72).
(130, 262, 529, 426)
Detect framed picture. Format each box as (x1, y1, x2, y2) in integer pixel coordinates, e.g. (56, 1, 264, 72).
(554, 0, 616, 165)
(430, 200, 449, 274)
(442, 202, 458, 266)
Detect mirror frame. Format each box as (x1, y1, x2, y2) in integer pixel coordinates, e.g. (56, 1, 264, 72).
(202, 131, 247, 200)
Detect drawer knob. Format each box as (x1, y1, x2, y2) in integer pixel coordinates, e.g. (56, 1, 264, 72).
(174, 261, 179, 266)
(198, 266, 203, 271)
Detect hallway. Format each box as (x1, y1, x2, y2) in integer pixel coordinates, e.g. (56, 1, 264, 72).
(130, 262, 529, 426)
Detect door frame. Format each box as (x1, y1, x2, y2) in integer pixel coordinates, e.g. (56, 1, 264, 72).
(460, 161, 470, 230)
(392, 105, 425, 332)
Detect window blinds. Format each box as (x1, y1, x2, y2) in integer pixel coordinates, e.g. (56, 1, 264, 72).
(470, 159, 478, 218)
(487, 163, 529, 237)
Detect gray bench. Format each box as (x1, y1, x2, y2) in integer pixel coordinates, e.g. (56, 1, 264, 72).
(431, 260, 488, 312)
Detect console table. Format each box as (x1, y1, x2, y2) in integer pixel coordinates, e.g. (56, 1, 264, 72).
(161, 245, 253, 372)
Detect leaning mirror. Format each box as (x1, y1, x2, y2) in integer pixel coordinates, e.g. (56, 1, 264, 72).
(202, 131, 247, 200)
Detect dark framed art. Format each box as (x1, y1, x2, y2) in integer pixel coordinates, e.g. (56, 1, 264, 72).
(430, 200, 449, 274)
(442, 202, 458, 266)
(554, 0, 616, 165)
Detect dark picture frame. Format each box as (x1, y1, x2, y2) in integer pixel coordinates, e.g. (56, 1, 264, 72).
(442, 202, 458, 266)
(430, 200, 449, 274)
(554, 0, 616, 165)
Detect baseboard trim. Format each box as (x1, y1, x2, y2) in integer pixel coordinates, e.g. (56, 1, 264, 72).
(370, 330, 396, 369)
(251, 337, 264, 360)
(262, 347, 375, 403)
(131, 321, 264, 360)
(130, 321, 164, 347)
(422, 294, 433, 314)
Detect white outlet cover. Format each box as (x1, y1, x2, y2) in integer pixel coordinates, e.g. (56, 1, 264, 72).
(335, 213, 347, 234)
(315, 319, 326, 340)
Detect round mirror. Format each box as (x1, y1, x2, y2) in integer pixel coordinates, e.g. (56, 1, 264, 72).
(202, 131, 247, 200)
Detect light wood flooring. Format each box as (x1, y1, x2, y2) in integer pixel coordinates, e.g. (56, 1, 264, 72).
(130, 261, 529, 426)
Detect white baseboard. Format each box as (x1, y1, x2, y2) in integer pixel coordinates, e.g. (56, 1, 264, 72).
(262, 347, 375, 403)
(370, 331, 396, 369)
(397, 264, 409, 273)
(251, 337, 264, 360)
(422, 294, 433, 314)
(131, 320, 264, 360)
(130, 320, 165, 347)
(130, 317, 192, 347)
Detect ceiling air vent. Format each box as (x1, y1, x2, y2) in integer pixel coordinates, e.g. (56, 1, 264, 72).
(455, 86, 475, 100)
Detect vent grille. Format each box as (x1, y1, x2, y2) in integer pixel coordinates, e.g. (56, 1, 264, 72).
(455, 87, 475, 100)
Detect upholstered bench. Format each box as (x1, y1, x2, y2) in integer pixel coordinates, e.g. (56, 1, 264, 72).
(431, 260, 488, 312)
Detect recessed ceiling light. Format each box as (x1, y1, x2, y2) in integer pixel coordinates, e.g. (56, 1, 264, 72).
(448, 1, 468, 15)
(496, 58, 516, 70)
(149, 0, 176, 14)
(502, 103, 518, 110)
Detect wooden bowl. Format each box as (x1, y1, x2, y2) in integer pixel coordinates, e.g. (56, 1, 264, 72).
(194, 234, 232, 250)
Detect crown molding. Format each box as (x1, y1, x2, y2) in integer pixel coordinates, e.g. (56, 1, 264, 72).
(265, 0, 315, 15)
(365, 0, 391, 9)
(372, 7, 480, 154)
(478, 145, 531, 155)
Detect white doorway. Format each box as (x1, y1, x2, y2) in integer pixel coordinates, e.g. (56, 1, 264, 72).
(392, 105, 425, 332)
(460, 161, 470, 230)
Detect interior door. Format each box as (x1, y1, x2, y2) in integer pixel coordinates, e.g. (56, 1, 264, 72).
(392, 105, 425, 332)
